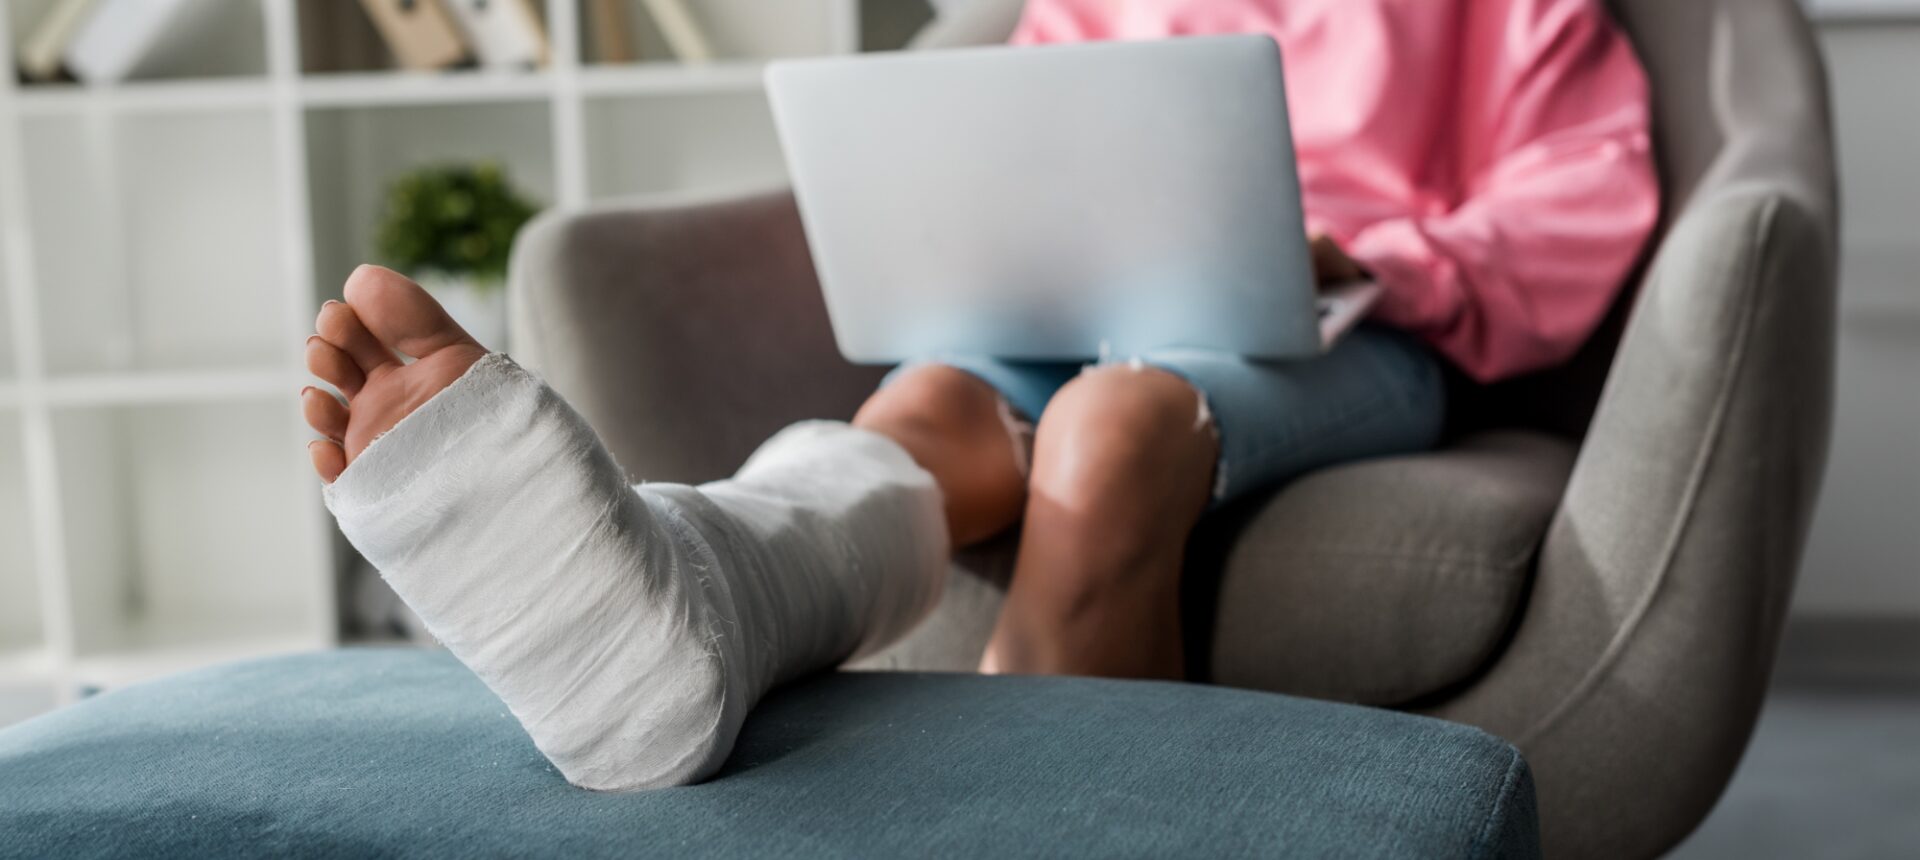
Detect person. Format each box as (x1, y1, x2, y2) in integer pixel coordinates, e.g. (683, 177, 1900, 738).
(301, 0, 1658, 792)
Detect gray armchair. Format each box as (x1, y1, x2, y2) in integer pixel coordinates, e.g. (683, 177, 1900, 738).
(506, 1, 1837, 856)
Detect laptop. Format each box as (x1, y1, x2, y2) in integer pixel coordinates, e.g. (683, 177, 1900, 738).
(765, 34, 1378, 364)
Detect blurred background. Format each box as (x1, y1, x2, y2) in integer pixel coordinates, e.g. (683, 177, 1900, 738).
(0, 0, 1913, 852)
(0, 0, 942, 716)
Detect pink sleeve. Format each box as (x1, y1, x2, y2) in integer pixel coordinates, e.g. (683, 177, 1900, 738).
(1007, 0, 1108, 45)
(1344, 0, 1661, 383)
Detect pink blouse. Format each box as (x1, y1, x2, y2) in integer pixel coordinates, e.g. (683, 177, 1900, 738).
(1011, 0, 1661, 382)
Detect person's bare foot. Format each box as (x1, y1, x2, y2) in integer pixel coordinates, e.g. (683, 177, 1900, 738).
(302, 265, 489, 483)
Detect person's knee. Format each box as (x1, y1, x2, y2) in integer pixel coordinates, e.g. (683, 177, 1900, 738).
(1029, 364, 1217, 541)
(856, 365, 1030, 546)
(855, 364, 1004, 443)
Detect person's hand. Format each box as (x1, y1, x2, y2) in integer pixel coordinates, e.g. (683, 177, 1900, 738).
(1310, 233, 1365, 287)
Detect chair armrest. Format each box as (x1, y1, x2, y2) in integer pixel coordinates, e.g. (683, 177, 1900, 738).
(1429, 184, 1837, 854)
(1426, 0, 1842, 851)
(507, 189, 887, 484)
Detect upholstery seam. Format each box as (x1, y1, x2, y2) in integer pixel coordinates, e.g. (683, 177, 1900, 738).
(1514, 193, 1778, 747)
(1268, 542, 1542, 571)
(1469, 744, 1529, 859)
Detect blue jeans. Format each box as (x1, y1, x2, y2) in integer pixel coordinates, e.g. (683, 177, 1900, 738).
(883, 326, 1447, 507)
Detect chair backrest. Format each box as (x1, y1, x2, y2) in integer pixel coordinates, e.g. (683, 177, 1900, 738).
(913, 0, 1840, 437)
(1611, 0, 1835, 218)
(1460, 0, 1839, 435)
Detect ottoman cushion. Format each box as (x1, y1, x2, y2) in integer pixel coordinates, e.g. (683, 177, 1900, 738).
(0, 649, 1538, 858)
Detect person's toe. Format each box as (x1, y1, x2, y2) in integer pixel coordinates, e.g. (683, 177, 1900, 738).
(344, 264, 483, 356)
(316, 299, 399, 374)
(306, 336, 365, 398)
(302, 386, 349, 441)
(309, 440, 347, 484)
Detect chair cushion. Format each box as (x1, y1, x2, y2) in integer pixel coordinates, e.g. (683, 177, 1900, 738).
(0, 649, 1538, 859)
(859, 431, 1575, 706)
(1207, 431, 1575, 705)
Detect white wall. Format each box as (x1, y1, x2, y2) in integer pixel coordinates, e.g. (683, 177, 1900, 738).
(1794, 20, 1920, 616)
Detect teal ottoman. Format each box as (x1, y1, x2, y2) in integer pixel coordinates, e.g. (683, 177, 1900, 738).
(0, 649, 1537, 858)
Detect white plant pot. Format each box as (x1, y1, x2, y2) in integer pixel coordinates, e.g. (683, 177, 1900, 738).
(420, 274, 508, 350)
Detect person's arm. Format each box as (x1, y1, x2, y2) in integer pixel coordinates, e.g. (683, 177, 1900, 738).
(1342, 0, 1661, 383)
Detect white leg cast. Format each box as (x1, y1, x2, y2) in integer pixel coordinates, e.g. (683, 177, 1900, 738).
(324, 354, 949, 790)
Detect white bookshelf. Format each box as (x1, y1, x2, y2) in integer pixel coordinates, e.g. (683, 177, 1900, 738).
(0, 0, 913, 719)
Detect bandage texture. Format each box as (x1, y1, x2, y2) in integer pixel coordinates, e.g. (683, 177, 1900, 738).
(324, 354, 948, 790)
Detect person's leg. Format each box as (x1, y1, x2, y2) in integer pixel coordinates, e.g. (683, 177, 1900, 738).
(305, 266, 949, 791)
(852, 365, 1028, 549)
(981, 328, 1447, 680)
(853, 358, 1081, 548)
(980, 364, 1217, 679)
(1148, 328, 1446, 506)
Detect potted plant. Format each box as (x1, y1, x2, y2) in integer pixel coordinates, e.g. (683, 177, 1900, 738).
(374, 162, 540, 348)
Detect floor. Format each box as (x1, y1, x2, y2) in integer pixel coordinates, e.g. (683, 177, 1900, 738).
(1669, 679, 1920, 858)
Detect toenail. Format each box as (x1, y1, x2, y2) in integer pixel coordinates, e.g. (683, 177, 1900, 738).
(322, 300, 342, 308)
(300, 386, 316, 398)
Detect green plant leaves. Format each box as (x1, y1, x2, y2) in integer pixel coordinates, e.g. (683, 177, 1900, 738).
(374, 162, 540, 287)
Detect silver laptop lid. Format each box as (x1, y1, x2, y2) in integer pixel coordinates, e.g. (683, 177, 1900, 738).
(767, 34, 1321, 363)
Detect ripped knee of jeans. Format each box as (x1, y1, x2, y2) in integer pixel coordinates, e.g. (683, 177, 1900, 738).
(1086, 355, 1227, 500)
(1087, 356, 1219, 432)
(993, 395, 1036, 478)
(1188, 388, 1226, 501)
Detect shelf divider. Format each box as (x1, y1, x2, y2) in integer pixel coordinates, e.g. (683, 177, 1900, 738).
(43, 367, 293, 407)
(12, 79, 276, 117)
(0, 5, 82, 709)
(548, 0, 589, 209)
(264, 0, 339, 652)
(299, 68, 556, 109)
